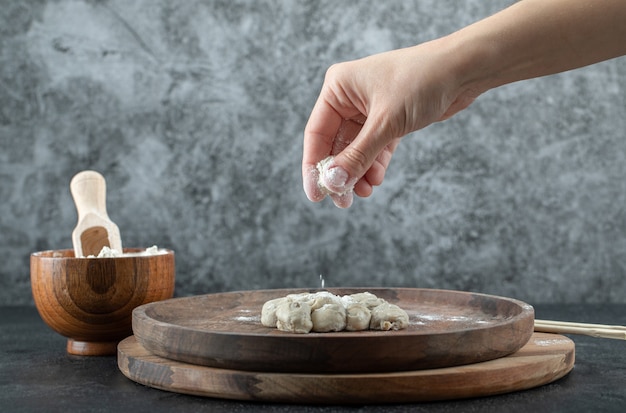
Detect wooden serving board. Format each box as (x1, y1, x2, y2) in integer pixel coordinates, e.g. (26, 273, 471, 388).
(118, 333, 575, 404)
(132, 288, 535, 373)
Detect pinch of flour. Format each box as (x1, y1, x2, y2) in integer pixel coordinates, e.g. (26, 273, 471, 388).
(316, 156, 354, 196)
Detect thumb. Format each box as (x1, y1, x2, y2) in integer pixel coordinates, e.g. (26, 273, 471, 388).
(321, 117, 392, 194)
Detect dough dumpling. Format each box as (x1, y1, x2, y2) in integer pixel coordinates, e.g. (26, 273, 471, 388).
(262, 291, 408, 334)
(308, 291, 343, 311)
(286, 292, 313, 302)
(261, 297, 288, 327)
(311, 303, 346, 332)
(370, 303, 409, 331)
(345, 302, 371, 331)
(349, 292, 386, 309)
(275, 300, 313, 334)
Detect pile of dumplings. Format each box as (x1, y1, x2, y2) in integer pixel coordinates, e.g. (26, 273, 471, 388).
(261, 291, 409, 334)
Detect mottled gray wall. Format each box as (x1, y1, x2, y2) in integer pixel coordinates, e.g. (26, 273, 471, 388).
(2, 0, 625, 305)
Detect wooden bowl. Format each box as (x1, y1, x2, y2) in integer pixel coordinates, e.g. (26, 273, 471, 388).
(30, 248, 175, 356)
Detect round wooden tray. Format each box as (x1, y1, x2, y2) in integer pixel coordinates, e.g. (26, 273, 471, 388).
(132, 288, 534, 373)
(118, 333, 575, 404)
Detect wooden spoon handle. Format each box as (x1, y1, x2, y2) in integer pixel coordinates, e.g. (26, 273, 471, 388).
(70, 171, 122, 257)
(70, 171, 109, 221)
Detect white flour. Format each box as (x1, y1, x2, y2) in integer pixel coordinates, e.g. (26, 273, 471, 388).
(83, 245, 165, 258)
(316, 155, 354, 196)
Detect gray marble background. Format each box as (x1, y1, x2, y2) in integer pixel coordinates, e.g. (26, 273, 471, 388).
(2, 0, 625, 305)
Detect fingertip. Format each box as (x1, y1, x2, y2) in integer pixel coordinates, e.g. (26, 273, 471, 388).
(364, 161, 386, 187)
(303, 165, 325, 202)
(330, 191, 354, 209)
(354, 178, 373, 198)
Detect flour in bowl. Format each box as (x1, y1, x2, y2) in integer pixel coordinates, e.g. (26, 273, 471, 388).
(82, 245, 166, 258)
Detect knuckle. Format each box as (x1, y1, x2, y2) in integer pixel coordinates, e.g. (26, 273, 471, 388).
(344, 146, 370, 172)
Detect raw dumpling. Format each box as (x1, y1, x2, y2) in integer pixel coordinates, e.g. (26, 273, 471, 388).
(261, 297, 288, 327)
(370, 302, 409, 331)
(261, 291, 409, 334)
(286, 292, 314, 302)
(308, 291, 344, 311)
(287, 291, 343, 311)
(275, 300, 313, 334)
(345, 302, 372, 331)
(348, 292, 387, 309)
(311, 303, 347, 332)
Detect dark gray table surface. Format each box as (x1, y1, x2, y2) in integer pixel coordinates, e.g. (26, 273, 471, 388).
(1, 303, 624, 413)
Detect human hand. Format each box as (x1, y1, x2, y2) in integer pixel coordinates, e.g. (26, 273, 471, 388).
(302, 0, 626, 209)
(302, 43, 479, 208)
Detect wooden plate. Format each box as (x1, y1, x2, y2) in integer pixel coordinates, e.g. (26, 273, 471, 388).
(118, 332, 574, 404)
(133, 288, 534, 373)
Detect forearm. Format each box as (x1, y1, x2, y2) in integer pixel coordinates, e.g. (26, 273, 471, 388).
(446, 0, 626, 95)
(301, 0, 626, 206)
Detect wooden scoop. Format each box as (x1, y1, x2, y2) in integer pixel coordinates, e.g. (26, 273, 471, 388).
(70, 170, 122, 257)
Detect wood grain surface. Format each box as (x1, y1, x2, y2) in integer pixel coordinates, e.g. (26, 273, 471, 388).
(70, 170, 122, 258)
(132, 288, 535, 373)
(30, 249, 175, 355)
(118, 332, 574, 404)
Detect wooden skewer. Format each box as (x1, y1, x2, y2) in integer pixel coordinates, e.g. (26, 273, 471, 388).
(535, 319, 626, 331)
(534, 319, 626, 340)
